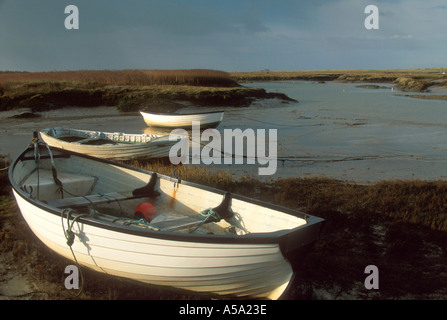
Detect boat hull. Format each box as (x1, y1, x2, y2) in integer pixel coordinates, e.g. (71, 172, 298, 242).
(14, 189, 294, 298)
(40, 127, 182, 161)
(9, 145, 323, 299)
(140, 111, 224, 129)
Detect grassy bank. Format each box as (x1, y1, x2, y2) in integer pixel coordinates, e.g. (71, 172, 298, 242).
(0, 69, 295, 114)
(1, 158, 446, 299)
(230, 68, 447, 93)
(3, 68, 446, 114)
(230, 68, 447, 82)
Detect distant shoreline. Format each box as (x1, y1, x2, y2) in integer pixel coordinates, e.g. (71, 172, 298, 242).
(1, 68, 447, 115)
(230, 68, 447, 101)
(230, 68, 447, 87)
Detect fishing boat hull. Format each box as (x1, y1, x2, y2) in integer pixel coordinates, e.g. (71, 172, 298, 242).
(140, 111, 224, 129)
(40, 127, 183, 161)
(9, 143, 323, 299)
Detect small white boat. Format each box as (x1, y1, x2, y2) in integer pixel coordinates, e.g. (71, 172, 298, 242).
(40, 127, 184, 161)
(140, 111, 224, 129)
(9, 137, 324, 299)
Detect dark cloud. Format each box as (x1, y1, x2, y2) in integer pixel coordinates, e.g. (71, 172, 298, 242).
(0, 0, 445, 71)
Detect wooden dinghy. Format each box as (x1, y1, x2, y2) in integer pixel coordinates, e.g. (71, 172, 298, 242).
(9, 137, 324, 299)
(140, 110, 224, 129)
(40, 127, 185, 161)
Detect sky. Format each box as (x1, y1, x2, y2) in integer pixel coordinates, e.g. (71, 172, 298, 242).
(0, 0, 446, 72)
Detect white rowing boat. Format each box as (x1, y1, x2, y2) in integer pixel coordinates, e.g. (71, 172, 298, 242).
(39, 127, 184, 161)
(9, 137, 324, 299)
(140, 111, 224, 129)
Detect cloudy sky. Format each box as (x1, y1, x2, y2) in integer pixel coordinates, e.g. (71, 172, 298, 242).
(0, 0, 446, 72)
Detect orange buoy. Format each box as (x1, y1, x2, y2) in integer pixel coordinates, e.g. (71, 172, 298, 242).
(134, 202, 156, 222)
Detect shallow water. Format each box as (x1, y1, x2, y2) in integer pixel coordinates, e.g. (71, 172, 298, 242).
(185, 81, 447, 182)
(2, 81, 447, 183)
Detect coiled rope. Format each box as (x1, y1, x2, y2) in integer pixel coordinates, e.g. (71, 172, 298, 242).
(60, 208, 89, 299)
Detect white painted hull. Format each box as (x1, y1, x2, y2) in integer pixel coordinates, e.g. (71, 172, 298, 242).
(9, 144, 323, 299)
(140, 111, 224, 129)
(14, 189, 292, 298)
(40, 127, 184, 160)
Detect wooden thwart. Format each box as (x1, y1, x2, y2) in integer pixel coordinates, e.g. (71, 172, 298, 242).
(47, 191, 146, 208)
(154, 216, 204, 232)
(95, 213, 205, 232)
(48, 173, 159, 209)
(48, 191, 207, 232)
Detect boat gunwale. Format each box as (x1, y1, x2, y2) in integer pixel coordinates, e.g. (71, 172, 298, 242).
(9, 145, 324, 248)
(40, 127, 176, 143)
(140, 110, 224, 117)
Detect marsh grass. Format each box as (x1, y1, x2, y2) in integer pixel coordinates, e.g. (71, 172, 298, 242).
(230, 68, 447, 83)
(1, 159, 447, 299)
(0, 69, 238, 88)
(265, 177, 447, 232)
(0, 70, 273, 112)
(128, 160, 235, 190)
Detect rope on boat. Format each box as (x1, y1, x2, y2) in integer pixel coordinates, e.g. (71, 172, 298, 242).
(60, 208, 89, 299)
(192, 208, 221, 232)
(30, 134, 65, 198)
(32, 137, 41, 200)
(119, 218, 160, 230)
(43, 142, 65, 198)
(199, 208, 221, 222)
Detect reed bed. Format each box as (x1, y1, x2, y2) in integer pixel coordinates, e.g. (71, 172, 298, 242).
(126, 160, 238, 192)
(0, 69, 238, 87)
(266, 177, 447, 232)
(230, 69, 447, 91)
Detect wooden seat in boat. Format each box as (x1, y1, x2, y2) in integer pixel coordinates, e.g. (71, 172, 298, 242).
(95, 213, 205, 232)
(21, 169, 96, 202)
(47, 191, 140, 208)
(46, 172, 160, 208)
(154, 216, 204, 232)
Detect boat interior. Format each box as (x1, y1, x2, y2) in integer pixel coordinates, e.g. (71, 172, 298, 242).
(13, 145, 308, 236)
(42, 127, 169, 146)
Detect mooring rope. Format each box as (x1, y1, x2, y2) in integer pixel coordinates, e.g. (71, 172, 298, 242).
(192, 208, 221, 232)
(60, 208, 89, 299)
(237, 114, 324, 128)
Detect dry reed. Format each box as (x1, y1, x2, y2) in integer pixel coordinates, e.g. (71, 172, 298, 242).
(0, 69, 237, 87)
